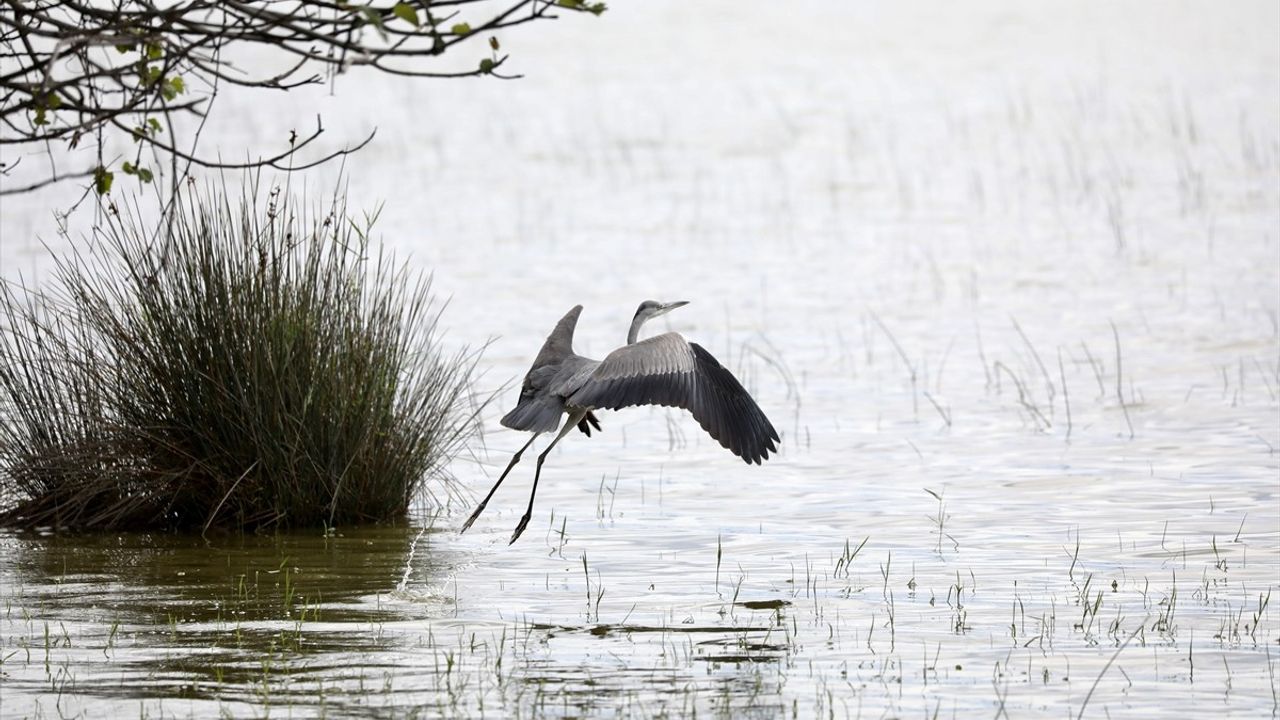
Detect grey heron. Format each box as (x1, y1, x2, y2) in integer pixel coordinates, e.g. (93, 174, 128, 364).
(462, 300, 780, 544)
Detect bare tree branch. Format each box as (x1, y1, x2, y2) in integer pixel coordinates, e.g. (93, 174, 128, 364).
(0, 0, 607, 197)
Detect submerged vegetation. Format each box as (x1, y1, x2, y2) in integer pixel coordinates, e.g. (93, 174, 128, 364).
(0, 182, 482, 531)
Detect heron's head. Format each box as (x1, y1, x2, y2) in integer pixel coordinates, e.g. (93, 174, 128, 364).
(634, 300, 689, 323)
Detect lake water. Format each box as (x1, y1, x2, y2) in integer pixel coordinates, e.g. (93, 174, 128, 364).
(1, 0, 1278, 717)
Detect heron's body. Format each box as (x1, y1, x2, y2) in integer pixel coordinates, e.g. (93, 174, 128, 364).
(463, 301, 779, 543)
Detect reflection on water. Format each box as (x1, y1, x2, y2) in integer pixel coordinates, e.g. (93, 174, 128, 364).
(0, 525, 813, 717)
(2, 0, 1279, 717)
(0, 527, 449, 715)
(4, 527, 428, 624)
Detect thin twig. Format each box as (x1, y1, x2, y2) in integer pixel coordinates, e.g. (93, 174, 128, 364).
(1012, 316, 1055, 410)
(1111, 321, 1135, 439)
(202, 460, 258, 537)
(1076, 617, 1149, 720)
(1058, 347, 1072, 443)
(871, 311, 918, 418)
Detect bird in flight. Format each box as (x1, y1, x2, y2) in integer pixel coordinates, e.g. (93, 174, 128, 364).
(461, 300, 780, 544)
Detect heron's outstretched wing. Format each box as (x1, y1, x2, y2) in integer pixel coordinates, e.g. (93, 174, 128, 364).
(499, 306, 585, 433)
(565, 333, 780, 464)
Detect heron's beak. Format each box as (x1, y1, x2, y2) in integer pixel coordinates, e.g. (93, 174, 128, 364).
(657, 301, 689, 316)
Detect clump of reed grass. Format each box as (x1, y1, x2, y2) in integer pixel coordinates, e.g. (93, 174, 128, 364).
(0, 181, 482, 531)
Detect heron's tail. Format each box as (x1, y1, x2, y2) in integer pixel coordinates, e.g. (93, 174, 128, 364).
(500, 394, 564, 434)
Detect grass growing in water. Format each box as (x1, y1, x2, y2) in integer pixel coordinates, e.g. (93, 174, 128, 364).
(0, 182, 482, 531)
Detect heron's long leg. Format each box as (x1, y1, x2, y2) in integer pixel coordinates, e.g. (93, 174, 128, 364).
(460, 433, 540, 533)
(509, 409, 588, 545)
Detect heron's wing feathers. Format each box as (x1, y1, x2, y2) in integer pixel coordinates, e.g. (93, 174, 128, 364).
(531, 305, 583, 367)
(566, 334, 780, 464)
(500, 392, 565, 433)
(501, 306, 585, 433)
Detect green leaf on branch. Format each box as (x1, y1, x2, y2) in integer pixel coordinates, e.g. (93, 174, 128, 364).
(161, 76, 185, 101)
(93, 166, 113, 195)
(357, 6, 388, 40)
(392, 2, 419, 26)
(451, 22, 471, 36)
(32, 91, 61, 125)
(139, 64, 162, 87)
(556, 0, 606, 13)
(479, 58, 494, 73)
(147, 117, 163, 134)
(145, 42, 163, 60)
(123, 161, 153, 183)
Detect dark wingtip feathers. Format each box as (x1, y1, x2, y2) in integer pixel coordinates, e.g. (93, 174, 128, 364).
(689, 343, 780, 465)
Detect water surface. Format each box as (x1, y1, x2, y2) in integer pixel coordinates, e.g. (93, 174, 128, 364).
(2, 0, 1278, 717)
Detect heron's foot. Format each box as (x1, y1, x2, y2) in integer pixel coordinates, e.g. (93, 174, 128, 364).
(460, 501, 489, 534)
(509, 513, 532, 545)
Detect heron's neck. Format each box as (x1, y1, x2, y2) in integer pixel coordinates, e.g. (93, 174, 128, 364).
(626, 314, 648, 345)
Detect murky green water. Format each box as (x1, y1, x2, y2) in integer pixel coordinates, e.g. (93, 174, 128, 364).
(3, 0, 1278, 717)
